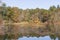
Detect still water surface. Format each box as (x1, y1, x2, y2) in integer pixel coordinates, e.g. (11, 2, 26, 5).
(18, 36, 58, 40)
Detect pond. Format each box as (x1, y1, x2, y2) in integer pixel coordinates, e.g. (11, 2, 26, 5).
(18, 36, 58, 40)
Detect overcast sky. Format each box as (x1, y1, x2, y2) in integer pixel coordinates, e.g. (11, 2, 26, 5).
(2, 0, 60, 9)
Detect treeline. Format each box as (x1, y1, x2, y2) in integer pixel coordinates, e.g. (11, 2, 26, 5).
(0, 3, 60, 23)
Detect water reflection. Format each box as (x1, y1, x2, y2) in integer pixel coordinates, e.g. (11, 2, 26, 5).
(18, 36, 58, 40)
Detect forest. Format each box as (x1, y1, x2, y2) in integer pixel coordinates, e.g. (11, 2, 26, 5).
(0, 2, 60, 40)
